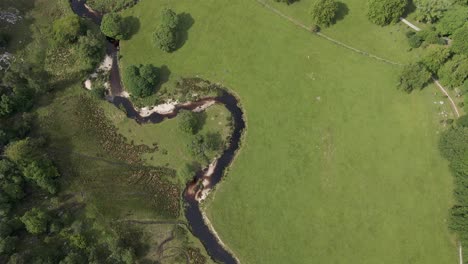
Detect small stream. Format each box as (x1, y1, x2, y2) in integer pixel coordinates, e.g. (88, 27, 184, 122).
(70, 1, 244, 263)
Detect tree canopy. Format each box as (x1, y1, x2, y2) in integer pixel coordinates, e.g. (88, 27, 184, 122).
(20, 208, 50, 235)
(398, 62, 432, 93)
(153, 9, 179, 52)
(310, 0, 339, 27)
(100, 13, 128, 40)
(436, 7, 468, 35)
(414, 0, 451, 23)
(452, 23, 468, 56)
(367, 0, 408, 26)
(52, 14, 82, 44)
(421, 46, 451, 74)
(178, 110, 204, 134)
(123, 64, 159, 97)
(438, 55, 468, 87)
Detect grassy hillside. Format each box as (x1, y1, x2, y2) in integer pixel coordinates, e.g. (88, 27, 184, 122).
(120, 0, 457, 263)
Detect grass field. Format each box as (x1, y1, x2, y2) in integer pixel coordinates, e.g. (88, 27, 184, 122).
(119, 0, 457, 263)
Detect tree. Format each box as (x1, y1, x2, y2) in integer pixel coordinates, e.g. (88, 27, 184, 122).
(20, 208, 50, 235)
(179, 162, 201, 180)
(310, 0, 338, 27)
(77, 31, 106, 72)
(452, 23, 468, 56)
(178, 110, 204, 134)
(438, 55, 468, 88)
(90, 86, 106, 100)
(4, 138, 39, 164)
(0, 236, 17, 255)
(22, 160, 60, 194)
(406, 31, 423, 48)
(122, 64, 159, 97)
(274, 0, 298, 4)
(153, 9, 179, 52)
(0, 32, 10, 48)
(204, 132, 223, 151)
(398, 62, 432, 92)
(421, 46, 451, 73)
(52, 15, 82, 44)
(414, 0, 451, 23)
(457, 115, 468, 127)
(436, 7, 468, 36)
(100, 13, 128, 40)
(367, 0, 408, 26)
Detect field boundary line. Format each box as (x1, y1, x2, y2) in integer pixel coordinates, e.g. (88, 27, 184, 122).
(255, 0, 403, 66)
(400, 18, 461, 118)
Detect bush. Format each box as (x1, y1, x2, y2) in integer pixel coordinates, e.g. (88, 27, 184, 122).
(398, 62, 432, 92)
(178, 110, 204, 134)
(179, 162, 201, 180)
(436, 7, 468, 36)
(438, 55, 468, 88)
(0, 32, 10, 48)
(100, 13, 128, 40)
(414, 0, 451, 23)
(153, 9, 179, 52)
(452, 23, 468, 56)
(123, 64, 159, 97)
(367, 0, 407, 26)
(421, 46, 451, 73)
(52, 15, 82, 44)
(457, 115, 468, 127)
(275, 0, 299, 4)
(406, 31, 423, 48)
(91, 86, 107, 100)
(22, 159, 60, 194)
(204, 132, 223, 151)
(310, 0, 338, 27)
(20, 208, 50, 235)
(417, 28, 444, 45)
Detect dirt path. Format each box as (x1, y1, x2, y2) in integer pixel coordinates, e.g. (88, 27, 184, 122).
(399, 18, 461, 118)
(255, 0, 402, 66)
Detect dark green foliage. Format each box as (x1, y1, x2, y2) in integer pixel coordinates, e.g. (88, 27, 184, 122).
(0, 32, 10, 48)
(0, 236, 17, 255)
(204, 132, 223, 151)
(452, 23, 468, 55)
(153, 9, 179, 52)
(90, 87, 106, 100)
(87, 0, 137, 13)
(20, 208, 50, 235)
(436, 7, 468, 35)
(178, 110, 204, 134)
(438, 55, 468, 88)
(52, 15, 82, 44)
(398, 62, 432, 92)
(274, 0, 299, 4)
(22, 160, 60, 194)
(414, 0, 451, 23)
(367, 0, 407, 26)
(406, 31, 423, 48)
(310, 0, 338, 27)
(457, 115, 468, 127)
(417, 28, 444, 45)
(439, 126, 468, 248)
(77, 31, 106, 72)
(100, 13, 128, 40)
(421, 46, 451, 73)
(123, 64, 159, 97)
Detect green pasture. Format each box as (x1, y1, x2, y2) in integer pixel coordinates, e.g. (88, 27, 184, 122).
(120, 0, 458, 263)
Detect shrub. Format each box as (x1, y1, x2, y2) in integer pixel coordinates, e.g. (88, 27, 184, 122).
(204, 132, 223, 151)
(20, 208, 50, 235)
(452, 23, 468, 56)
(153, 9, 179, 52)
(123, 64, 159, 97)
(0, 32, 10, 48)
(438, 55, 468, 88)
(414, 0, 451, 23)
(274, 0, 299, 4)
(100, 13, 128, 40)
(52, 14, 82, 44)
(406, 31, 423, 48)
(398, 62, 432, 93)
(436, 7, 468, 36)
(22, 159, 60, 194)
(91, 86, 107, 99)
(310, 0, 338, 27)
(421, 46, 451, 73)
(367, 0, 407, 26)
(178, 110, 204, 134)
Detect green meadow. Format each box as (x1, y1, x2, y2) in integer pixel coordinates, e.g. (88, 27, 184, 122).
(117, 0, 456, 263)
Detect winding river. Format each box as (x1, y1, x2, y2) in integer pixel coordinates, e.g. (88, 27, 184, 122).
(70, 1, 243, 263)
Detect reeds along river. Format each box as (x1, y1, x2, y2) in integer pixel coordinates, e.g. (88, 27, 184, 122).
(70, 1, 245, 263)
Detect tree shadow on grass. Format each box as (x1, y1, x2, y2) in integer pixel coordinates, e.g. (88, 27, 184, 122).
(156, 65, 171, 91)
(176, 12, 194, 50)
(334, 2, 349, 23)
(124, 16, 140, 40)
